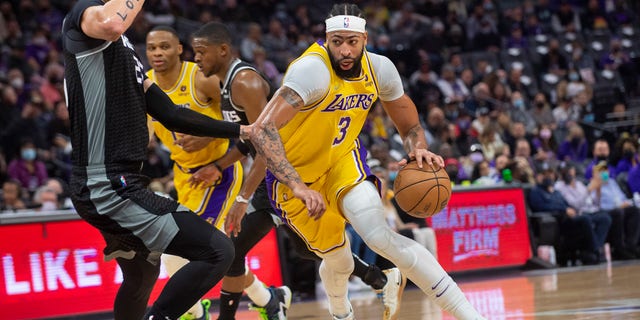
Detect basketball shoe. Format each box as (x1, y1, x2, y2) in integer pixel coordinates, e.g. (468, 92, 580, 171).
(178, 299, 211, 320)
(378, 268, 406, 320)
(249, 286, 292, 320)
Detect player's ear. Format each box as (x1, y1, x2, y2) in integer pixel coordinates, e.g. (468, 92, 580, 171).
(363, 31, 368, 44)
(220, 43, 230, 57)
(177, 43, 183, 56)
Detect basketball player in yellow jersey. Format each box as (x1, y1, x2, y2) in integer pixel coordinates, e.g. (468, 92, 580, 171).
(248, 3, 486, 320)
(145, 26, 242, 320)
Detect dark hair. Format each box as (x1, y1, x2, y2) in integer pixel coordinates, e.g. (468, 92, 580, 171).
(192, 22, 232, 45)
(327, 3, 365, 19)
(149, 25, 180, 41)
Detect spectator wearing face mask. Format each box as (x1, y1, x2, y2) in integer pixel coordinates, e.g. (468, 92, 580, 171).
(32, 185, 59, 211)
(7, 138, 48, 195)
(527, 163, 600, 265)
(613, 138, 638, 175)
(586, 139, 616, 180)
(590, 161, 640, 260)
(554, 163, 612, 263)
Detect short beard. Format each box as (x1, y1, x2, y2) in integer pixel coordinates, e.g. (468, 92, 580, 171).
(328, 48, 364, 79)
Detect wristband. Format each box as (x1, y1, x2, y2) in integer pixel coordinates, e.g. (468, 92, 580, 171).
(212, 162, 223, 172)
(235, 195, 250, 204)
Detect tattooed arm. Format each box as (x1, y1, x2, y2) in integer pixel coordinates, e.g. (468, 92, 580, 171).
(381, 93, 444, 168)
(249, 86, 326, 218)
(81, 0, 146, 41)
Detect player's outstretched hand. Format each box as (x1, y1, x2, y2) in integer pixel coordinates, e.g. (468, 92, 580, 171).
(398, 149, 444, 169)
(225, 201, 248, 237)
(188, 163, 221, 189)
(292, 185, 326, 220)
(175, 134, 213, 152)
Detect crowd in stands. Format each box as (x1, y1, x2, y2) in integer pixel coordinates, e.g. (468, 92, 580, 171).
(0, 0, 639, 266)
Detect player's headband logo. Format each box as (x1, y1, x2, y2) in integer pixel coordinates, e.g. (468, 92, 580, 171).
(325, 15, 366, 33)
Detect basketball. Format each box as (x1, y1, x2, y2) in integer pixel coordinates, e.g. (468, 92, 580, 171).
(392, 161, 451, 218)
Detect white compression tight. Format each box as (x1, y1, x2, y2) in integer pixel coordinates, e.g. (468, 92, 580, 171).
(341, 181, 485, 320)
(317, 238, 354, 318)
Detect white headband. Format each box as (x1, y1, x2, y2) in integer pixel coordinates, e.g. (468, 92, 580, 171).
(325, 15, 366, 33)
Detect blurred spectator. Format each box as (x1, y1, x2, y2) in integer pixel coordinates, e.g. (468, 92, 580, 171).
(0, 85, 23, 160)
(444, 157, 461, 185)
(478, 123, 504, 161)
(436, 64, 469, 104)
(613, 137, 638, 175)
(532, 124, 558, 166)
(591, 161, 640, 259)
(414, 20, 446, 61)
(39, 63, 64, 109)
(607, 0, 637, 31)
(505, 24, 528, 49)
(389, 2, 429, 35)
(528, 164, 600, 265)
(262, 18, 292, 71)
(528, 92, 556, 129)
(512, 156, 535, 184)
(554, 163, 611, 263)
(535, 0, 554, 30)
(252, 46, 282, 87)
(524, 12, 544, 36)
(45, 177, 72, 209)
(424, 107, 446, 147)
(7, 138, 48, 195)
(240, 22, 262, 62)
(508, 91, 536, 133)
(551, 0, 581, 34)
(445, 24, 466, 54)
(32, 185, 59, 211)
(471, 159, 496, 185)
(586, 139, 615, 179)
(557, 123, 588, 163)
(408, 58, 441, 109)
(541, 39, 568, 77)
(504, 121, 531, 154)
(472, 17, 501, 52)
(0, 179, 27, 212)
(580, 0, 610, 32)
(514, 138, 538, 173)
(552, 95, 580, 131)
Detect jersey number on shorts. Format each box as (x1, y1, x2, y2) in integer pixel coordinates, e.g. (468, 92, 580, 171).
(333, 116, 351, 146)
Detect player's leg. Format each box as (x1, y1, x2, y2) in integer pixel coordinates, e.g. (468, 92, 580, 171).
(167, 163, 242, 319)
(221, 208, 291, 320)
(114, 254, 161, 319)
(316, 243, 355, 319)
(282, 224, 388, 290)
(146, 210, 234, 319)
(341, 181, 485, 320)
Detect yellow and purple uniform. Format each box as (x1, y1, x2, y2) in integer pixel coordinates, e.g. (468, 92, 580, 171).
(266, 43, 381, 254)
(147, 62, 242, 230)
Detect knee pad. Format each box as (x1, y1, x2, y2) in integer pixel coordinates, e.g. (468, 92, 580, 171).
(319, 245, 355, 276)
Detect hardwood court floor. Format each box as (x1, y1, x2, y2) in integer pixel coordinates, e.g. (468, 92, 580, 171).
(231, 260, 640, 320)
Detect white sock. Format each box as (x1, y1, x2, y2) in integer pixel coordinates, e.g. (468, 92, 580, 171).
(161, 254, 203, 317)
(318, 245, 354, 317)
(342, 182, 484, 320)
(245, 277, 271, 307)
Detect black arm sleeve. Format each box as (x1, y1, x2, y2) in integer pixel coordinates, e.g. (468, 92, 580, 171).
(236, 140, 257, 157)
(145, 83, 240, 139)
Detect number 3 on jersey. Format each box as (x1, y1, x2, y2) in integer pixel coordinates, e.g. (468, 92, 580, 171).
(333, 116, 351, 146)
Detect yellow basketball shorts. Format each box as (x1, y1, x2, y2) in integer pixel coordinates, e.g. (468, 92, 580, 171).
(266, 146, 380, 254)
(173, 161, 243, 231)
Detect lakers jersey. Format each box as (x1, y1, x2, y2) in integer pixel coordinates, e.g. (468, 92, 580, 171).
(279, 43, 379, 183)
(147, 62, 228, 168)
